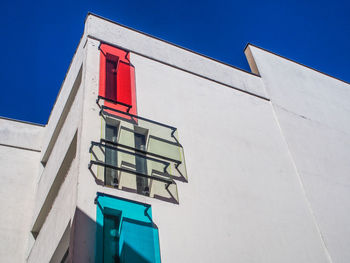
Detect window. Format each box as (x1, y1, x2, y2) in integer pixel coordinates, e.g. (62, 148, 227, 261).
(105, 123, 119, 187)
(103, 212, 121, 262)
(102, 118, 152, 196)
(95, 193, 161, 263)
(105, 54, 119, 101)
(134, 132, 149, 195)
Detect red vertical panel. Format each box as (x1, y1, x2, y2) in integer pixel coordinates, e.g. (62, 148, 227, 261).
(99, 49, 107, 98)
(128, 65, 137, 117)
(117, 62, 132, 106)
(99, 44, 137, 120)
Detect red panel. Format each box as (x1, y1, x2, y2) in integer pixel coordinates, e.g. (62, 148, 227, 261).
(99, 44, 137, 120)
(117, 62, 132, 105)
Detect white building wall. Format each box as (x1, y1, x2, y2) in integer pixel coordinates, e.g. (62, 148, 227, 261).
(70, 14, 336, 261)
(71, 37, 101, 263)
(0, 118, 43, 263)
(27, 33, 87, 263)
(0, 117, 43, 151)
(246, 45, 350, 263)
(130, 52, 330, 263)
(28, 148, 78, 263)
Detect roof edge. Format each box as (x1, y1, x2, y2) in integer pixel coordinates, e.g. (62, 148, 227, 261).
(0, 116, 45, 127)
(85, 12, 260, 78)
(244, 43, 350, 85)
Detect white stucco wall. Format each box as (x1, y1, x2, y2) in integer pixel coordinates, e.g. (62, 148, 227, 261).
(28, 150, 78, 263)
(0, 119, 43, 262)
(31, 82, 83, 234)
(247, 44, 350, 263)
(72, 27, 332, 262)
(72, 37, 101, 262)
(129, 52, 331, 263)
(27, 31, 87, 263)
(0, 117, 43, 151)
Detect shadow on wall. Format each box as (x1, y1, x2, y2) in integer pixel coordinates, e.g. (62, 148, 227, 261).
(88, 164, 179, 205)
(70, 204, 159, 263)
(70, 207, 98, 263)
(120, 243, 151, 263)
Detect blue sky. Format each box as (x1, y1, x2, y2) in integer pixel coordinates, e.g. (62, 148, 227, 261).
(1, 0, 349, 124)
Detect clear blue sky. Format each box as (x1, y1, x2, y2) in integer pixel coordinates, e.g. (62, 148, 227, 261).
(1, 0, 349, 124)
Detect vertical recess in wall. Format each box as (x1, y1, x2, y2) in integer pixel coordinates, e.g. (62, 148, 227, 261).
(99, 44, 137, 119)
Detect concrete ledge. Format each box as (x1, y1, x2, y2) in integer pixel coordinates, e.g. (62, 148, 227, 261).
(0, 117, 43, 151)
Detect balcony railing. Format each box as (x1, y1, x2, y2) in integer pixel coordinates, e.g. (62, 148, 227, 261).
(97, 96, 179, 144)
(96, 95, 132, 113)
(89, 139, 175, 189)
(88, 96, 187, 203)
(99, 138, 181, 167)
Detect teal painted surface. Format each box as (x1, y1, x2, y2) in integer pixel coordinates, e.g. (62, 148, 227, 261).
(120, 218, 157, 263)
(95, 193, 161, 263)
(103, 214, 120, 263)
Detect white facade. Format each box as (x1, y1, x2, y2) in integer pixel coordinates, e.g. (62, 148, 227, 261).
(0, 13, 349, 263)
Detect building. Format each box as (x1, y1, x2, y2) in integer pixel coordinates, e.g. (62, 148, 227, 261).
(0, 13, 350, 263)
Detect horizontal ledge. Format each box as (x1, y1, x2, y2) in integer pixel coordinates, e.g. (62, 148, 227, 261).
(0, 143, 41, 152)
(98, 105, 177, 132)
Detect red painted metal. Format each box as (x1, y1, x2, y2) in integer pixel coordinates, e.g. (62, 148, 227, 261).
(99, 44, 137, 119)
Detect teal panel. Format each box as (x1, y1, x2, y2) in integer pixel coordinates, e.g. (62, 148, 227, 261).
(120, 218, 157, 263)
(95, 193, 161, 263)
